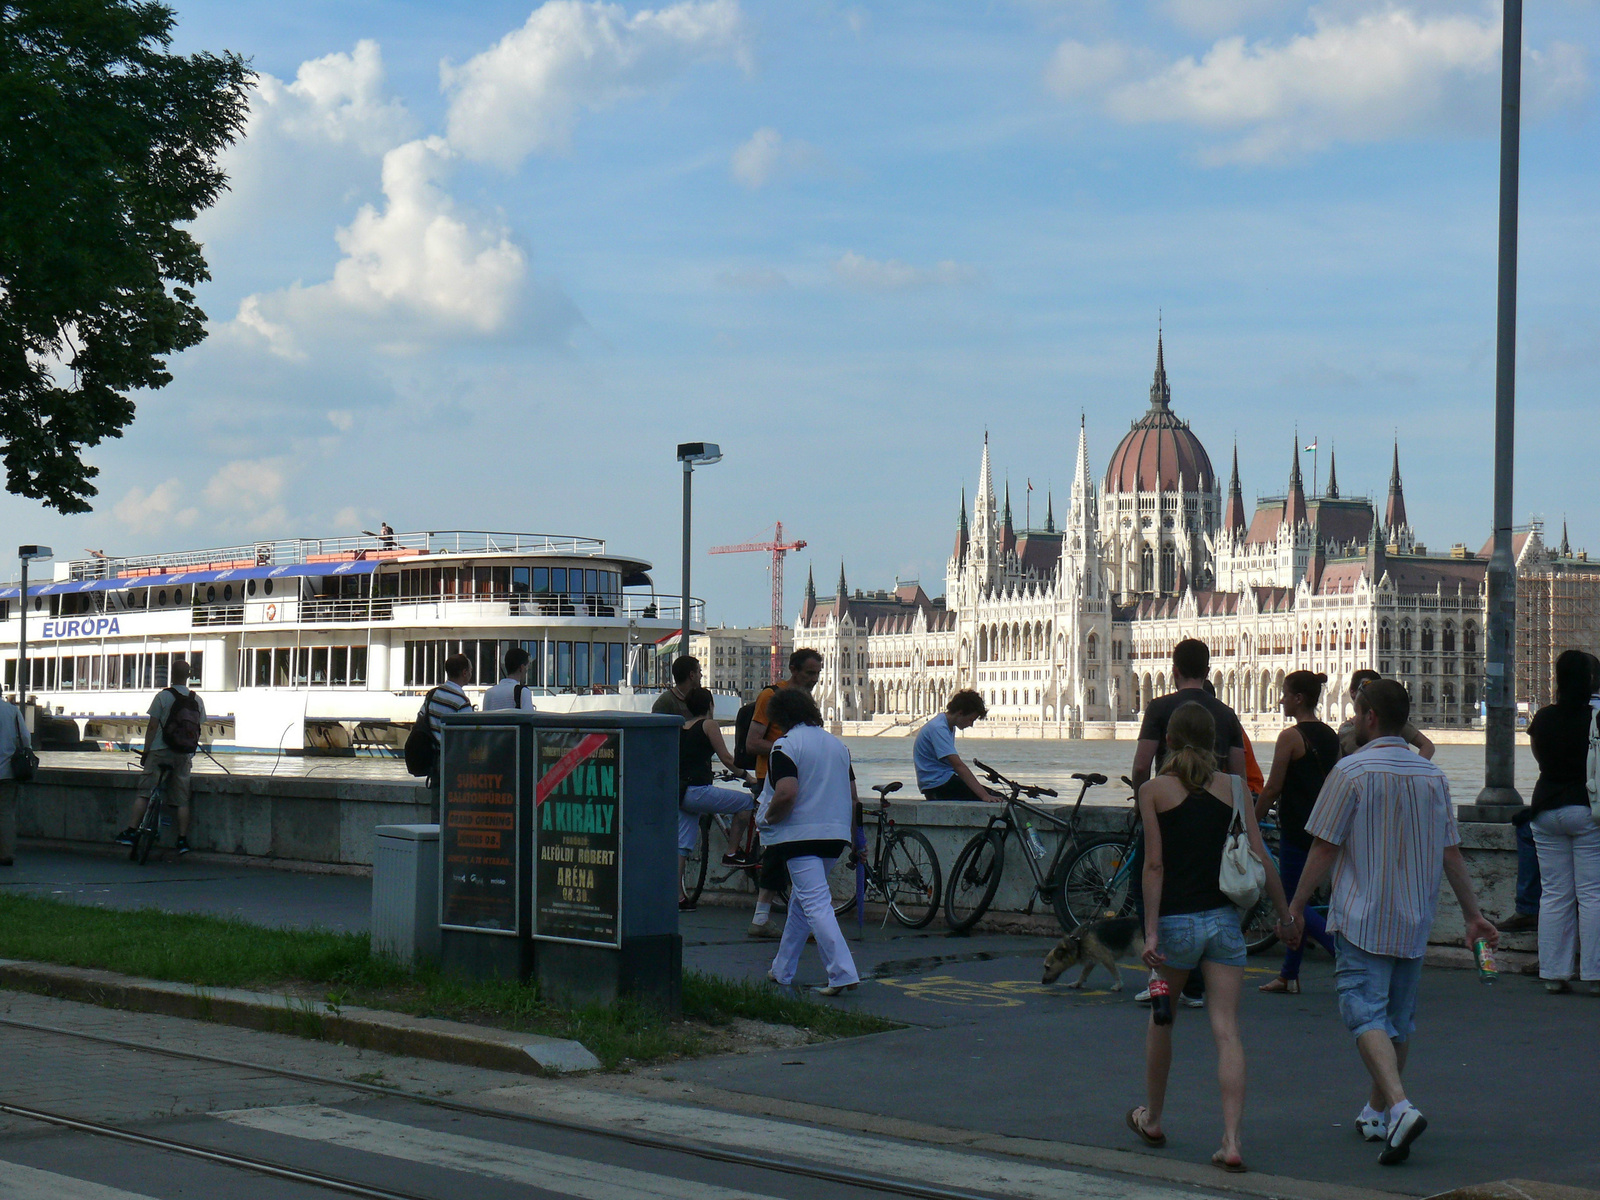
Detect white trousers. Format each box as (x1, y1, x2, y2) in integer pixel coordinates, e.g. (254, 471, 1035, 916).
(770, 854, 859, 988)
(1532, 805, 1600, 982)
(678, 784, 752, 854)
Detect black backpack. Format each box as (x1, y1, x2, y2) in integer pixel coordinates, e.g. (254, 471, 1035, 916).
(162, 689, 203, 755)
(404, 688, 440, 777)
(732, 685, 776, 770)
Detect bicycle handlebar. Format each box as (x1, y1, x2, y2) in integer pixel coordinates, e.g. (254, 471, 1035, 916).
(970, 759, 1057, 799)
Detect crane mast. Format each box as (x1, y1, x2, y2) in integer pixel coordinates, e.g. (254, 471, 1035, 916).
(708, 522, 807, 683)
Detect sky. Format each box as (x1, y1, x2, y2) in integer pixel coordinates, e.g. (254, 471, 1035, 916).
(4, 0, 1598, 626)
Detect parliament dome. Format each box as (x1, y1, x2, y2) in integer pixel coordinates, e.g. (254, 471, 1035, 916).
(1103, 335, 1216, 496)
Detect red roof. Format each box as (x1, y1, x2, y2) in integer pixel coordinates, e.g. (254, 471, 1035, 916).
(1105, 411, 1216, 495)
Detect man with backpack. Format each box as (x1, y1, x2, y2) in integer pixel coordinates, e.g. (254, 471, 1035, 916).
(483, 647, 536, 711)
(403, 654, 474, 818)
(115, 660, 205, 855)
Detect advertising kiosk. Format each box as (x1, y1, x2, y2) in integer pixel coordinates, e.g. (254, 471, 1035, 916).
(436, 711, 682, 1010)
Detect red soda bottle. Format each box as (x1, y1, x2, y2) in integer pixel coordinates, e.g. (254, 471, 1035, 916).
(1149, 976, 1173, 1025)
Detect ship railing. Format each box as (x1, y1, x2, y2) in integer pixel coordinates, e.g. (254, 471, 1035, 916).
(258, 593, 702, 625)
(67, 531, 611, 580)
(192, 603, 245, 627)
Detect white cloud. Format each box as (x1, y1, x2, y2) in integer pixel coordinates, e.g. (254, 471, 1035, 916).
(326, 410, 355, 432)
(730, 127, 820, 189)
(441, 0, 747, 169)
(231, 137, 528, 354)
(251, 39, 415, 154)
(203, 458, 291, 534)
(113, 480, 197, 535)
(1049, 6, 1591, 164)
(832, 252, 978, 291)
(1161, 0, 1295, 38)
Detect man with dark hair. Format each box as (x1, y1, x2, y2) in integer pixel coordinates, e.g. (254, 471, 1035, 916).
(652, 656, 701, 718)
(1339, 669, 1434, 760)
(115, 659, 205, 855)
(1130, 638, 1246, 1009)
(483, 647, 536, 711)
(913, 690, 1001, 801)
(422, 655, 475, 813)
(743, 648, 824, 938)
(1286, 678, 1497, 1165)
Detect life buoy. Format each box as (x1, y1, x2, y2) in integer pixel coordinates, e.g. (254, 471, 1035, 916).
(265, 603, 278, 621)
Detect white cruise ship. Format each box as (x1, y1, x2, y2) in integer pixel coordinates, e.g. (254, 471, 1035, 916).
(0, 530, 708, 753)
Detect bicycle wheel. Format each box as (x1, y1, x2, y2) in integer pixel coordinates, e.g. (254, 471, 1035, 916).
(1240, 895, 1279, 955)
(829, 850, 862, 918)
(1053, 834, 1137, 930)
(681, 817, 710, 907)
(134, 821, 157, 865)
(943, 830, 1004, 933)
(882, 829, 942, 929)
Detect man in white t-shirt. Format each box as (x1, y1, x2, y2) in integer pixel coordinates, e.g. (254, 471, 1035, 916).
(483, 647, 537, 712)
(115, 660, 207, 855)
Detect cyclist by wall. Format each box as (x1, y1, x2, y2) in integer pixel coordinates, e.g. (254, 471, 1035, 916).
(115, 659, 206, 855)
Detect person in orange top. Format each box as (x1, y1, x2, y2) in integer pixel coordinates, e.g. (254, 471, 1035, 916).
(742, 648, 823, 939)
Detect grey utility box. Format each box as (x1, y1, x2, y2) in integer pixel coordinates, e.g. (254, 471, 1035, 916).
(436, 711, 682, 1011)
(372, 823, 441, 966)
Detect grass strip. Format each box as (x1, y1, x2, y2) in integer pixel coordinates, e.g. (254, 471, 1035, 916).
(0, 894, 895, 1069)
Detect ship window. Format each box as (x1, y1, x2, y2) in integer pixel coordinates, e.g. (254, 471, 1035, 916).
(575, 642, 590, 688)
(45, 658, 56, 689)
(264, 579, 274, 596)
(351, 646, 367, 685)
(255, 650, 271, 687)
(330, 647, 347, 686)
(223, 585, 234, 603)
(274, 648, 291, 686)
(153, 653, 169, 688)
(294, 648, 310, 685)
(157, 590, 168, 607)
(551, 568, 566, 594)
(608, 643, 625, 686)
(247, 580, 256, 596)
(60, 656, 74, 689)
(556, 642, 573, 688)
(173, 590, 184, 605)
(311, 647, 329, 685)
(533, 568, 548, 594)
(585, 569, 598, 596)
(187, 651, 202, 685)
(512, 567, 530, 594)
(121, 655, 137, 689)
(206, 586, 216, 604)
(474, 566, 492, 595)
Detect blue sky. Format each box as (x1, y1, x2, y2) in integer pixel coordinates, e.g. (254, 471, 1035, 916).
(5, 0, 1597, 625)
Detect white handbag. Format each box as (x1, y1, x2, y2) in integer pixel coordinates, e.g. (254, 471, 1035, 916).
(1218, 774, 1267, 911)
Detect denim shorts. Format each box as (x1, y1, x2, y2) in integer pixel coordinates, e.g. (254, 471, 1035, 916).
(1333, 934, 1423, 1042)
(1157, 905, 1248, 970)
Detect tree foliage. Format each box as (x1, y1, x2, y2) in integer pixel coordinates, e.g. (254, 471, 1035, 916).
(0, 0, 251, 513)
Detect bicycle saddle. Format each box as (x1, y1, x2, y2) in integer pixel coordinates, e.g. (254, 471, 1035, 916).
(873, 781, 902, 799)
(1071, 772, 1108, 786)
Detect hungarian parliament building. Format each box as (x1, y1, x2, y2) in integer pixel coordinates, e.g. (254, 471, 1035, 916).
(797, 336, 1598, 732)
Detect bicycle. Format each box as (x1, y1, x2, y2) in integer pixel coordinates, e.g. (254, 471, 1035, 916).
(1054, 774, 1143, 926)
(942, 762, 1116, 934)
(1236, 817, 1331, 955)
(680, 772, 784, 909)
(129, 762, 175, 865)
(829, 782, 943, 929)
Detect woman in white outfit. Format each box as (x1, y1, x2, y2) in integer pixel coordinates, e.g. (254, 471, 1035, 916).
(759, 687, 859, 996)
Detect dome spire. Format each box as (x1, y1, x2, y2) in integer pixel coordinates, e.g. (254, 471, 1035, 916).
(1149, 319, 1171, 411)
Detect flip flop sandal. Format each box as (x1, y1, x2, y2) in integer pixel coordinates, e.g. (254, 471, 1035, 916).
(1258, 977, 1300, 995)
(1125, 1107, 1166, 1148)
(1212, 1150, 1248, 1173)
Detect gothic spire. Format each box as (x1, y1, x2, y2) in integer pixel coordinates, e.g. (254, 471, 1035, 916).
(1224, 440, 1247, 533)
(1385, 440, 1408, 531)
(1324, 445, 1339, 499)
(837, 560, 847, 598)
(1000, 480, 1016, 554)
(1045, 492, 1055, 533)
(1560, 517, 1571, 557)
(805, 564, 816, 606)
(1148, 324, 1171, 411)
(954, 489, 969, 560)
(1284, 434, 1307, 528)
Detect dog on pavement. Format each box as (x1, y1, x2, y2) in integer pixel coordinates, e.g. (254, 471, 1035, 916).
(1041, 916, 1146, 989)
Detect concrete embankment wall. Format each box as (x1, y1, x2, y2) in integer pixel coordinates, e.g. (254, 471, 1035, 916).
(10, 769, 1521, 954)
(839, 719, 1525, 746)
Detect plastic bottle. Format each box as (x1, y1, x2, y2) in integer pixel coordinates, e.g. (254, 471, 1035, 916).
(1149, 976, 1174, 1025)
(1023, 821, 1046, 860)
(1474, 937, 1498, 984)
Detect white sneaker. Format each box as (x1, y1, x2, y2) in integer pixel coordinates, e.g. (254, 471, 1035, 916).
(1379, 1106, 1427, 1165)
(1355, 1109, 1389, 1142)
(1180, 994, 1205, 1008)
(1134, 987, 1152, 1004)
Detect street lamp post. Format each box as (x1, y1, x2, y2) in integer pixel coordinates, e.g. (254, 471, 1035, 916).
(16, 545, 53, 709)
(1478, 0, 1523, 814)
(675, 443, 723, 665)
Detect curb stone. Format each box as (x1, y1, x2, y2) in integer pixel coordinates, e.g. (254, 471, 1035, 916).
(0, 958, 600, 1075)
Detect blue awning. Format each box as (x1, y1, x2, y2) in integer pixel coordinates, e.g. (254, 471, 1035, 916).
(0, 559, 380, 599)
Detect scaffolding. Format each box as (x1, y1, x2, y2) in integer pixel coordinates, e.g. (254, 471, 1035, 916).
(1517, 564, 1600, 710)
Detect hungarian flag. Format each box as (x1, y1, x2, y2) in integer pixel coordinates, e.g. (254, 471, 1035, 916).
(1303, 439, 1318, 453)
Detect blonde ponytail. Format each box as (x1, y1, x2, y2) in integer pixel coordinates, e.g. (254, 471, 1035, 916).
(1161, 701, 1217, 792)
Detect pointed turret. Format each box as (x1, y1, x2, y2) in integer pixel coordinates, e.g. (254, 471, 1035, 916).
(1324, 446, 1339, 499)
(1561, 518, 1571, 558)
(1000, 481, 1016, 555)
(1385, 441, 1408, 532)
(1045, 493, 1055, 534)
(1365, 508, 1386, 582)
(1148, 326, 1172, 412)
(954, 489, 969, 561)
(836, 561, 847, 599)
(1223, 441, 1247, 534)
(1064, 416, 1103, 599)
(1284, 435, 1308, 529)
(801, 565, 817, 624)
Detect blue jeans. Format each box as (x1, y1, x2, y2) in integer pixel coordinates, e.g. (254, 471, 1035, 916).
(1516, 818, 1541, 916)
(1334, 934, 1423, 1042)
(1278, 839, 1337, 980)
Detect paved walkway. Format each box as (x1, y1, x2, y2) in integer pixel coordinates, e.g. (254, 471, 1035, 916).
(3, 845, 1595, 1198)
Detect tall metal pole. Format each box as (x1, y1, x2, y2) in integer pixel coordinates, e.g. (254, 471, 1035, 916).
(1478, 0, 1523, 812)
(16, 558, 27, 706)
(680, 460, 692, 662)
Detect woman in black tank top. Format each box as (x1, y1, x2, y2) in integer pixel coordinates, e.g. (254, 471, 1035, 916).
(1130, 700, 1291, 1172)
(674, 688, 755, 911)
(1253, 671, 1340, 995)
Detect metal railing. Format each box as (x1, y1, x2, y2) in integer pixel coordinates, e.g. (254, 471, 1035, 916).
(243, 592, 702, 625)
(192, 604, 244, 627)
(65, 530, 612, 581)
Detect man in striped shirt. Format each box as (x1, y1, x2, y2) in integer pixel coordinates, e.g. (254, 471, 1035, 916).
(424, 654, 475, 808)
(1287, 679, 1497, 1166)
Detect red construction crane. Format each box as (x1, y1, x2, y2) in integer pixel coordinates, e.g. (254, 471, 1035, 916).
(709, 522, 807, 683)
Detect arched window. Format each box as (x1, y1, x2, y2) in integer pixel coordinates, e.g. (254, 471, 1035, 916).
(1443, 682, 1455, 706)
(1160, 545, 1176, 593)
(1314, 626, 1323, 652)
(1378, 621, 1390, 651)
(1087, 634, 1098, 661)
(1399, 621, 1413, 652)
(1442, 622, 1456, 652)
(1360, 623, 1369, 650)
(1088, 687, 1097, 706)
(1140, 547, 1154, 592)
(1421, 623, 1434, 653)
(1464, 622, 1478, 653)
(1422, 681, 1434, 704)
(1465, 682, 1477, 708)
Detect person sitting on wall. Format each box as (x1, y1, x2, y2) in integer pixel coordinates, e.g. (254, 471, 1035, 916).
(913, 690, 1002, 801)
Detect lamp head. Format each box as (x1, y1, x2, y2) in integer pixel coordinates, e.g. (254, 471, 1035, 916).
(18, 545, 52, 562)
(676, 442, 723, 466)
